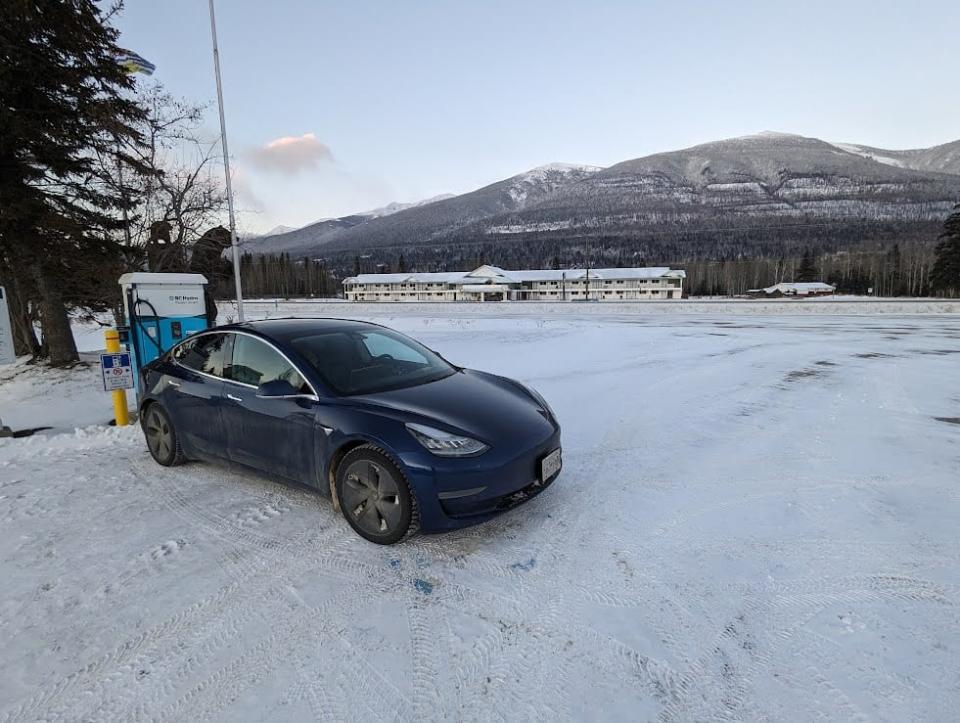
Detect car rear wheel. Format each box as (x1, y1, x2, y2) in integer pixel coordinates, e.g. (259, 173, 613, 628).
(336, 445, 418, 544)
(142, 403, 186, 466)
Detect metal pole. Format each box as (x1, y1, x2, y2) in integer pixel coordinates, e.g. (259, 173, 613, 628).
(104, 329, 130, 426)
(585, 239, 591, 301)
(207, 0, 245, 321)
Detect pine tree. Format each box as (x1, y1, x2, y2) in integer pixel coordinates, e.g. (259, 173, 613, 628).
(930, 205, 960, 298)
(885, 243, 902, 296)
(796, 249, 818, 282)
(0, 1, 145, 365)
(397, 254, 407, 273)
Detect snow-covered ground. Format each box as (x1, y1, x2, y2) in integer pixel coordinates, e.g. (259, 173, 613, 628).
(2, 305, 960, 720)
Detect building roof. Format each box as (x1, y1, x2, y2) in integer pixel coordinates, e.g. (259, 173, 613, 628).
(761, 282, 836, 293)
(344, 265, 686, 286)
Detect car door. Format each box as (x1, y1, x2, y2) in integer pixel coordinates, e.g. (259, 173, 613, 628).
(220, 332, 320, 483)
(166, 332, 232, 458)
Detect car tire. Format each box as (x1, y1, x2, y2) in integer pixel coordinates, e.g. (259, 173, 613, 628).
(142, 403, 186, 467)
(336, 444, 419, 544)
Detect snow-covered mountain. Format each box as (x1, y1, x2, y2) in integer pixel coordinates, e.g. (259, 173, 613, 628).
(263, 224, 297, 236)
(239, 224, 298, 241)
(245, 164, 601, 255)
(359, 194, 456, 219)
(240, 194, 454, 254)
(503, 163, 602, 206)
(248, 132, 960, 259)
(525, 132, 957, 230)
(831, 139, 960, 175)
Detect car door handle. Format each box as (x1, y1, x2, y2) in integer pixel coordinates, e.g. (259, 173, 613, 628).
(167, 379, 181, 388)
(226, 393, 243, 402)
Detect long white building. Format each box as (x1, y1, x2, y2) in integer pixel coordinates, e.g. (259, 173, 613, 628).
(343, 264, 686, 302)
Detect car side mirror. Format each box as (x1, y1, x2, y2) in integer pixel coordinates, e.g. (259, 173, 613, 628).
(256, 379, 301, 398)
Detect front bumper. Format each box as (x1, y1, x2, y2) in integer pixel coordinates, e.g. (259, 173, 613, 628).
(405, 428, 562, 533)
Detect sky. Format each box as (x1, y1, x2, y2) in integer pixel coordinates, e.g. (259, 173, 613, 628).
(116, 0, 960, 233)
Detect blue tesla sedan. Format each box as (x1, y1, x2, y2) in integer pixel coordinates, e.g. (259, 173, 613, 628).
(138, 318, 562, 544)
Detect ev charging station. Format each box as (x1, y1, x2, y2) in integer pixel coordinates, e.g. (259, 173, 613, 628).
(117, 273, 210, 392)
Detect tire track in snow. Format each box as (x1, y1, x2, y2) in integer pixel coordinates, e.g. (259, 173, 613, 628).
(155, 585, 365, 722)
(5, 461, 349, 722)
(30, 545, 341, 722)
(155, 566, 427, 723)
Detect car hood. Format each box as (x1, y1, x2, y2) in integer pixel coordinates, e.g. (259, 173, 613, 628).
(351, 369, 554, 446)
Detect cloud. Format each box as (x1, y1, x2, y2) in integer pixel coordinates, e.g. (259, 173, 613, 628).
(230, 165, 264, 212)
(247, 132, 333, 174)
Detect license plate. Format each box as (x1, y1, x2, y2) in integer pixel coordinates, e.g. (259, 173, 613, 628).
(539, 448, 562, 482)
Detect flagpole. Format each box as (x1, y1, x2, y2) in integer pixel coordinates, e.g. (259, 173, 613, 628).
(207, 0, 245, 322)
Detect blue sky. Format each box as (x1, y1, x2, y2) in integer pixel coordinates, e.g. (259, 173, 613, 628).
(116, 0, 959, 232)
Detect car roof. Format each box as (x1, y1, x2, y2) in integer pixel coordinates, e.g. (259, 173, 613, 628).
(212, 317, 383, 343)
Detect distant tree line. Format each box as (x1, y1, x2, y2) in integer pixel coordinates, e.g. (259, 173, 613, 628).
(243, 214, 959, 299)
(930, 204, 960, 297)
(238, 253, 336, 298)
(680, 243, 935, 296)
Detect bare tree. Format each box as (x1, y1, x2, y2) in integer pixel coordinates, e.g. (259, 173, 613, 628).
(94, 82, 227, 272)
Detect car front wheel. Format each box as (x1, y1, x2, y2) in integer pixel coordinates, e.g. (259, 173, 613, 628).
(336, 445, 418, 544)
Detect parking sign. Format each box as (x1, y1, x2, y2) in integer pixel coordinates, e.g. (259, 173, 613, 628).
(100, 352, 134, 391)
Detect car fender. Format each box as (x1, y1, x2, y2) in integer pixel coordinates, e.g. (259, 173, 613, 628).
(324, 423, 439, 514)
(324, 430, 397, 513)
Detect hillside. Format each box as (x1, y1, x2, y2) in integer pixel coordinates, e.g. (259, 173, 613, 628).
(248, 133, 960, 267)
(835, 139, 960, 175)
(243, 165, 601, 256)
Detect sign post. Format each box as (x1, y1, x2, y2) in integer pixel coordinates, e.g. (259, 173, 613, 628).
(103, 329, 132, 426)
(0, 286, 15, 366)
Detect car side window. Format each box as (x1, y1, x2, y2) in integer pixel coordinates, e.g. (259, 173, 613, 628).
(228, 334, 310, 392)
(172, 333, 231, 378)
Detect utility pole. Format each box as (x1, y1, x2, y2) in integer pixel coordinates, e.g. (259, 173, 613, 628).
(585, 239, 591, 301)
(208, 0, 245, 321)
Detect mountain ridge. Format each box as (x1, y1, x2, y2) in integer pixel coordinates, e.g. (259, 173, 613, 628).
(246, 132, 960, 260)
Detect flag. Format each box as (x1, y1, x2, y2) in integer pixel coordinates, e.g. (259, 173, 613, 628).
(115, 49, 156, 76)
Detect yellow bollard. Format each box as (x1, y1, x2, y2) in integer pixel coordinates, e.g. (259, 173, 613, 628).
(104, 329, 130, 427)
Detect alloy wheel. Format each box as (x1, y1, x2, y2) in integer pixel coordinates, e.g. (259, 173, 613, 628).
(145, 407, 173, 462)
(340, 459, 403, 536)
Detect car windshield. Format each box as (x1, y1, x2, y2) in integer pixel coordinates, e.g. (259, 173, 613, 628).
(289, 327, 456, 395)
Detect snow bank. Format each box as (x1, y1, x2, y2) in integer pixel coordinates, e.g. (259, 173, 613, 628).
(0, 353, 117, 433)
(233, 297, 960, 319)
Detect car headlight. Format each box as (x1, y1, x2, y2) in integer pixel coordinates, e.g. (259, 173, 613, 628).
(405, 423, 489, 457)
